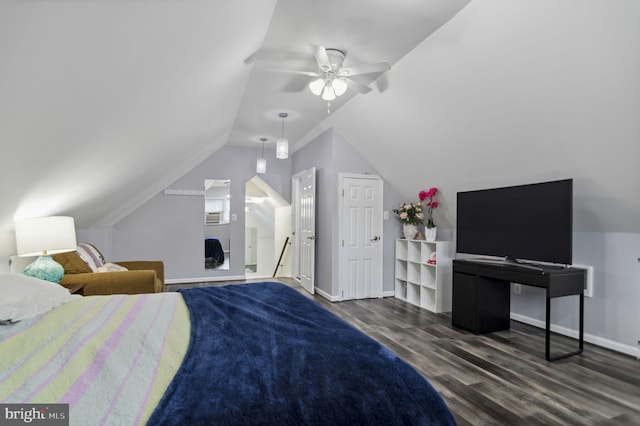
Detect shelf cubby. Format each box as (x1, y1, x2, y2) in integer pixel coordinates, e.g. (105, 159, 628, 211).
(394, 238, 452, 313)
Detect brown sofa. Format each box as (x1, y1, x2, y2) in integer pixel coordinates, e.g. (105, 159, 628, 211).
(53, 247, 164, 296)
(58, 261, 164, 295)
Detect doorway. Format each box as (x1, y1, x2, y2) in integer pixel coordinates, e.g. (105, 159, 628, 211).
(244, 176, 291, 279)
(338, 173, 383, 300)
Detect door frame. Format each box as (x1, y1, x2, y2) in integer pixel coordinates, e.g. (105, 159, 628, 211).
(292, 167, 316, 294)
(337, 173, 384, 301)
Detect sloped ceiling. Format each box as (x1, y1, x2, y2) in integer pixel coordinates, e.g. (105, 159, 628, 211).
(0, 0, 470, 231)
(304, 0, 640, 233)
(0, 0, 277, 231)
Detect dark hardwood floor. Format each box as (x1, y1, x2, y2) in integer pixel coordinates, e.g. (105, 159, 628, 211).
(166, 279, 640, 425)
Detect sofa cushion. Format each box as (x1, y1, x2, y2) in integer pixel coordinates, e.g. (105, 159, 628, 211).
(53, 251, 93, 274)
(76, 243, 105, 271)
(96, 262, 128, 272)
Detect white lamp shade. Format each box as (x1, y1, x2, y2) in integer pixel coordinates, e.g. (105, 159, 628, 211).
(276, 138, 289, 159)
(321, 83, 336, 101)
(332, 78, 348, 96)
(256, 157, 266, 174)
(15, 216, 77, 257)
(308, 78, 325, 96)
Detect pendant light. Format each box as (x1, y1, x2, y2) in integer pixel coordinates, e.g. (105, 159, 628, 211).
(276, 112, 289, 159)
(256, 138, 267, 174)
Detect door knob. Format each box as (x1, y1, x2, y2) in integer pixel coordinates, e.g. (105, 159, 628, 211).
(371, 236, 380, 241)
(307, 235, 316, 240)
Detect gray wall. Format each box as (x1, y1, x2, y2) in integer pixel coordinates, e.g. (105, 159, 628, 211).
(292, 128, 404, 297)
(110, 145, 291, 280)
(291, 129, 334, 295)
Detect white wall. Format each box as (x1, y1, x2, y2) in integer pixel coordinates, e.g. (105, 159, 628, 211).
(0, 231, 17, 273)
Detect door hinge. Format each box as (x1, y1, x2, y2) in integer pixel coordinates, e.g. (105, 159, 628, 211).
(342, 240, 344, 247)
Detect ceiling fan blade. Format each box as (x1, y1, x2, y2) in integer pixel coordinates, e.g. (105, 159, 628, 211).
(311, 44, 331, 71)
(375, 72, 390, 93)
(345, 78, 372, 94)
(340, 61, 391, 77)
(264, 68, 320, 78)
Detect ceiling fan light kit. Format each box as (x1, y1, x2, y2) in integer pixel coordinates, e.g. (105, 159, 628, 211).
(321, 82, 337, 101)
(332, 78, 348, 96)
(308, 78, 325, 96)
(269, 45, 390, 109)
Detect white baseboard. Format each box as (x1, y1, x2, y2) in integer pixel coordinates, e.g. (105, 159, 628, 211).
(165, 275, 246, 285)
(315, 288, 395, 302)
(510, 312, 640, 358)
(315, 287, 339, 302)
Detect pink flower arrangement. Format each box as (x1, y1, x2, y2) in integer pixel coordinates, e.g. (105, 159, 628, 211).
(419, 187, 438, 228)
(392, 202, 424, 225)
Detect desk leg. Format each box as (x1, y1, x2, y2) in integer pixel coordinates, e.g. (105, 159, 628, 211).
(579, 292, 584, 351)
(545, 292, 584, 362)
(545, 295, 551, 361)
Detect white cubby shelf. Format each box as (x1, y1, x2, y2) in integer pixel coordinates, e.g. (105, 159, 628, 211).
(394, 238, 452, 313)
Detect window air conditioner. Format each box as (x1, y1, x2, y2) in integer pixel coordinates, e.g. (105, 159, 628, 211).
(205, 212, 222, 224)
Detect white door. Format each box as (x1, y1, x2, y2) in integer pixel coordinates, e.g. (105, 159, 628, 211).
(292, 167, 316, 294)
(339, 174, 383, 300)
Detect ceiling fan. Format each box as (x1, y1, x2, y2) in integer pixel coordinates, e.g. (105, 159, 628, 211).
(269, 45, 391, 102)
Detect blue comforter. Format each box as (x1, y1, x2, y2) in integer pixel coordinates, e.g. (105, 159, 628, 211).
(149, 282, 456, 425)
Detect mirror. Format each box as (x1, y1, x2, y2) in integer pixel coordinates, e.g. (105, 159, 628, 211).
(204, 179, 230, 270)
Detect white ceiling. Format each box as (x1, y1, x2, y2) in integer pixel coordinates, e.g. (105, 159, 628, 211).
(0, 0, 470, 231)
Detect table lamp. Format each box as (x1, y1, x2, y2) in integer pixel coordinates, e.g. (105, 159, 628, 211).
(14, 216, 77, 283)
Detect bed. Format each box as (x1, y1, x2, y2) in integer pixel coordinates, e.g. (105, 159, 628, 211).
(1, 274, 456, 425)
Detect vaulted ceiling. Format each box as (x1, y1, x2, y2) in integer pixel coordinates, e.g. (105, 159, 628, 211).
(0, 0, 470, 231)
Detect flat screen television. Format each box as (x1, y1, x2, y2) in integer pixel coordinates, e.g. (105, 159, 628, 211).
(456, 179, 573, 265)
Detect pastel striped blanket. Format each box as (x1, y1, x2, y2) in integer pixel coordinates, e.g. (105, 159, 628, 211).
(0, 293, 189, 425)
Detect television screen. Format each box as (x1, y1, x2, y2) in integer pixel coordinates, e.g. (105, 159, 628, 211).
(456, 179, 573, 265)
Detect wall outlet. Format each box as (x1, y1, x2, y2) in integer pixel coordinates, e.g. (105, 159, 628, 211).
(513, 284, 522, 294)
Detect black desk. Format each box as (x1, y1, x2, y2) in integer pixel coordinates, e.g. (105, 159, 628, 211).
(452, 259, 586, 361)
